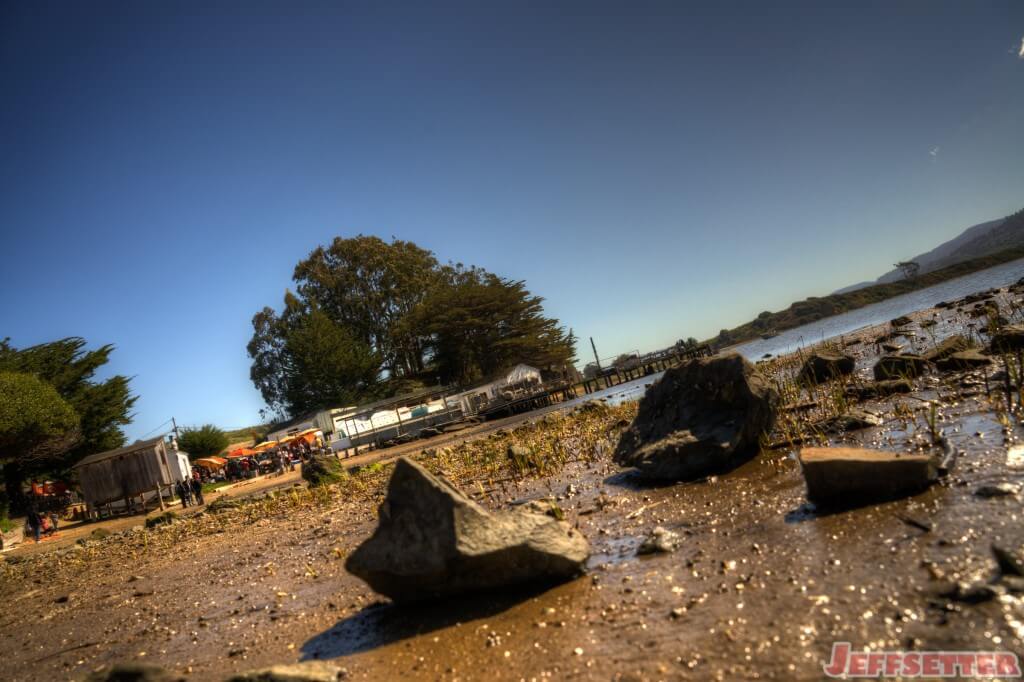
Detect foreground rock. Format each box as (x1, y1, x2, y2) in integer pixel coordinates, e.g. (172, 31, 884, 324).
(345, 457, 589, 602)
(797, 351, 855, 384)
(613, 354, 778, 480)
(798, 447, 938, 507)
(873, 354, 930, 380)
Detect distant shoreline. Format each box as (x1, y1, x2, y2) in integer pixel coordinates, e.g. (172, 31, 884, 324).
(711, 245, 1024, 349)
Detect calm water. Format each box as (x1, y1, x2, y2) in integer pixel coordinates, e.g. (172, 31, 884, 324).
(731, 258, 1024, 360)
(553, 258, 1024, 410)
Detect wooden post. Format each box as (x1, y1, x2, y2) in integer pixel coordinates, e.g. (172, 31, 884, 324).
(156, 484, 165, 511)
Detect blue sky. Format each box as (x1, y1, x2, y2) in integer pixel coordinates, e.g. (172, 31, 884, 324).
(2, 1, 1022, 439)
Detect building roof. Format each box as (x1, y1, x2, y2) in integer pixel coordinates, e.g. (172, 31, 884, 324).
(73, 435, 167, 469)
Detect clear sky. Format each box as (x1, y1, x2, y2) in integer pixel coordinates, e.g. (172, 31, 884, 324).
(2, 1, 1023, 440)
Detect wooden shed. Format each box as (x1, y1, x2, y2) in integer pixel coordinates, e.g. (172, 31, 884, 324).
(73, 435, 178, 514)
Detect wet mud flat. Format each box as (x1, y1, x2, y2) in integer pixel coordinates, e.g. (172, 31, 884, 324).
(3, 291, 1024, 680)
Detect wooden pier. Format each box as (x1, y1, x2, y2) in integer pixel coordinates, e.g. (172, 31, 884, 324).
(579, 344, 712, 395)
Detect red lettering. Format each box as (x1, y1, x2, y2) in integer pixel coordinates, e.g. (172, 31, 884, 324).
(996, 653, 1021, 677)
(977, 653, 996, 676)
(921, 653, 941, 676)
(849, 652, 869, 676)
(902, 652, 921, 676)
(824, 642, 850, 677)
(884, 652, 902, 676)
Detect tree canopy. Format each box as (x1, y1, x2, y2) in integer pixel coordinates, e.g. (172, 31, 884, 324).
(0, 337, 135, 514)
(249, 236, 575, 417)
(178, 424, 229, 459)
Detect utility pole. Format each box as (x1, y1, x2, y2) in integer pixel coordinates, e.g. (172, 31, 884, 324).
(590, 337, 602, 371)
(171, 417, 180, 439)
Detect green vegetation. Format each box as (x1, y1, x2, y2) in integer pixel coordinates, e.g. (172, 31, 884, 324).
(0, 338, 135, 515)
(248, 235, 576, 418)
(177, 424, 229, 458)
(301, 455, 348, 486)
(201, 479, 232, 494)
(714, 244, 1024, 348)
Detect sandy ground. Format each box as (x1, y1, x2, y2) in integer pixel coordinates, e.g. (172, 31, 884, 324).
(2, 287, 1024, 681)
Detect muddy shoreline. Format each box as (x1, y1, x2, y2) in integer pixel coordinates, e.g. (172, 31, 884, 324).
(3, 290, 1024, 681)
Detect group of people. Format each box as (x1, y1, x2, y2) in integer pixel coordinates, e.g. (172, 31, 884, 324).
(175, 471, 205, 508)
(24, 509, 60, 543)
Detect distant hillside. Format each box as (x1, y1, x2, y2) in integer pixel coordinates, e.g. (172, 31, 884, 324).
(716, 242, 1024, 349)
(875, 217, 1007, 284)
(832, 208, 1024, 294)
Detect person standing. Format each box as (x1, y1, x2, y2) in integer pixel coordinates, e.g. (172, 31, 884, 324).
(26, 510, 41, 543)
(190, 475, 204, 505)
(175, 480, 189, 507)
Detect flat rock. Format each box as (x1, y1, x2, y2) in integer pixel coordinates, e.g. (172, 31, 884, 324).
(227, 661, 344, 682)
(613, 354, 778, 480)
(84, 664, 185, 682)
(990, 325, 1024, 353)
(345, 458, 589, 602)
(873, 354, 931, 380)
(922, 335, 971, 363)
(890, 315, 913, 328)
(818, 409, 882, 433)
(797, 351, 855, 384)
(848, 379, 913, 400)
(798, 447, 937, 507)
(936, 350, 992, 372)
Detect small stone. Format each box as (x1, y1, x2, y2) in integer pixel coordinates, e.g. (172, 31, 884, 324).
(637, 526, 681, 555)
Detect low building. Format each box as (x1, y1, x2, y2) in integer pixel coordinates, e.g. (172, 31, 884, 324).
(73, 435, 188, 514)
(445, 363, 543, 415)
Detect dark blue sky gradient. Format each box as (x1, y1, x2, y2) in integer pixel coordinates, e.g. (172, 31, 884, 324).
(2, 1, 1023, 438)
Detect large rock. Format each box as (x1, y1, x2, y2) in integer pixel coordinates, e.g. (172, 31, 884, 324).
(923, 335, 971, 363)
(873, 354, 930, 380)
(613, 354, 778, 480)
(990, 325, 1024, 353)
(345, 458, 588, 602)
(799, 447, 938, 507)
(797, 351, 855, 384)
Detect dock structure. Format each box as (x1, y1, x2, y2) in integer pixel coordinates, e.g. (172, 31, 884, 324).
(579, 344, 713, 395)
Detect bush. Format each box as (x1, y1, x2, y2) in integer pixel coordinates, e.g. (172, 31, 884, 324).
(302, 455, 348, 487)
(178, 424, 229, 458)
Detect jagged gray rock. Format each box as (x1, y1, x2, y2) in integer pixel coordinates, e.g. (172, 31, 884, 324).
(345, 458, 589, 602)
(613, 354, 778, 480)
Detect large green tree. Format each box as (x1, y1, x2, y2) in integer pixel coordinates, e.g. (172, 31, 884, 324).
(249, 237, 576, 417)
(0, 372, 81, 514)
(408, 268, 577, 384)
(178, 424, 230, 459)
(0, 337, 136, 513)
